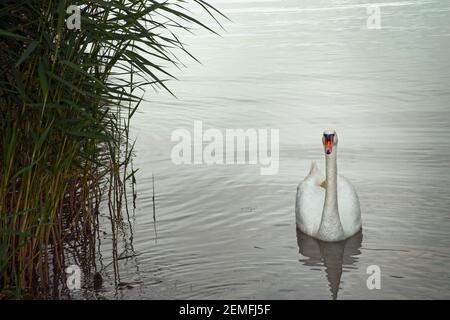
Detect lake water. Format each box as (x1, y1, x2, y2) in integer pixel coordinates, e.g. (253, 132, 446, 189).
(99, 0, 450, 299)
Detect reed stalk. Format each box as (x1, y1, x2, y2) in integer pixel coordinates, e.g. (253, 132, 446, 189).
(0, 0, 223, 298)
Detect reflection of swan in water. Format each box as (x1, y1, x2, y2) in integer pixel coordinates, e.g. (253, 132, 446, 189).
(296, 228, 363, 300)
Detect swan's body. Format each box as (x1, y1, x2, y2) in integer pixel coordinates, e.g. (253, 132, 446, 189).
(295, 131, 362, 242)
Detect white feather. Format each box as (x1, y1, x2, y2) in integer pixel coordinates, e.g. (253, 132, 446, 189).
(296, 161, 362, 241)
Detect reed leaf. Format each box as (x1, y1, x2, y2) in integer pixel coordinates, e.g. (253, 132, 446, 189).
(0, 0, 223, 298)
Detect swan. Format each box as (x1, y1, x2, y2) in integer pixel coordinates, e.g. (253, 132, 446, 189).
(295, 130, 362, 242)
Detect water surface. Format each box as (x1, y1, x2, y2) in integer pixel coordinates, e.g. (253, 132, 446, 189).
(100, 0, 450, 299)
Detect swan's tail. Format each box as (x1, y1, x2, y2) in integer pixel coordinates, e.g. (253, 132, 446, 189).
(309, 161, 319, 175)
(307, 161, 324, 185)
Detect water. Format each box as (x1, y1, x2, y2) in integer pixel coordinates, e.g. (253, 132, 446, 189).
(100, 0, 450, 299)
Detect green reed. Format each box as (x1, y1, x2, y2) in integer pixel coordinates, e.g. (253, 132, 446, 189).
(0, 0, 223, 298)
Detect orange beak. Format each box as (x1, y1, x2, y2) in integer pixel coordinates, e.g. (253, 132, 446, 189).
(325, 139, 333, 155)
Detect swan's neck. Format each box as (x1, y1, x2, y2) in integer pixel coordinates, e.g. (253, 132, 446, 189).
(324, 152, 338, 213)
(317, 150, 345, 241)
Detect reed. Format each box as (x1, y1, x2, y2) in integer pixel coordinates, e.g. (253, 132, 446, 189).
(0, 0, 222, 298)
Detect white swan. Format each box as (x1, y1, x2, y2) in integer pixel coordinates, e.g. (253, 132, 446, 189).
(295, 130, 362, 242)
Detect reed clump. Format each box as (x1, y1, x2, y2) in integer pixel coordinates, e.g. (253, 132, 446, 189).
(0, 0, 222, 298)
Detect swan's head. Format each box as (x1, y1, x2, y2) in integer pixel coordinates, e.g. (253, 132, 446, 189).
(322, 130, 338, 155)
